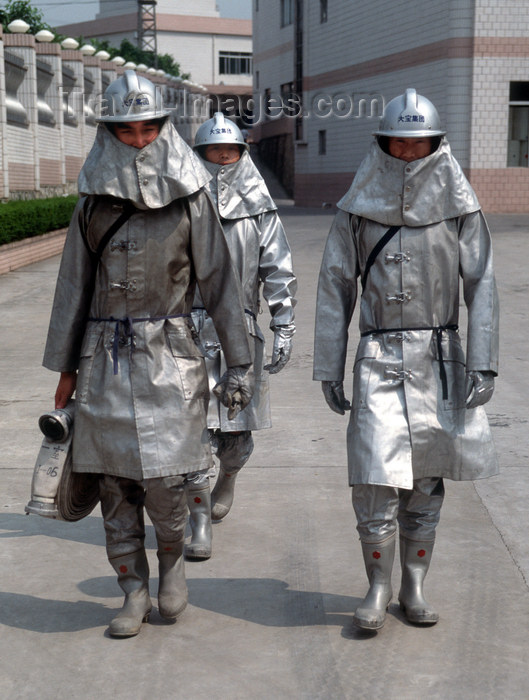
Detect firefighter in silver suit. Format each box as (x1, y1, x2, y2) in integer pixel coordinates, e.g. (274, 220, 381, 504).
(185, 113, 297, 561)
(313, 89, 499, 630)
(42, 73, 254, 637)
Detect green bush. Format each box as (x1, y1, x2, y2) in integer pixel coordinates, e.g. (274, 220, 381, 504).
(0, 195, 78, 246)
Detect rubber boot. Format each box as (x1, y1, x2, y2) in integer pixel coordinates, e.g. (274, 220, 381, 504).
(108, 549, 152, 638)
(184, 483, 212, 561)
(353, 535, 395, 630)
(157, 540, 188, 620)
(210, 467, 238, 521)
(398, 536, 439, 625)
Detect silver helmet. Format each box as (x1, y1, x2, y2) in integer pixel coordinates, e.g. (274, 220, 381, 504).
(193, 112, 249, 151)
(374, 88, 445, 138)
(97, 70, 171, 123)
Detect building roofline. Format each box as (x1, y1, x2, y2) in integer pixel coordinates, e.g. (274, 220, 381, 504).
(56, 13, 252, 39)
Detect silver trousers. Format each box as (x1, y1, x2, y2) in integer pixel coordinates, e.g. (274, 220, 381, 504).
(211, 429, 254, 473)
(352, 477, 445, 543)
(99, 474, 188, 559)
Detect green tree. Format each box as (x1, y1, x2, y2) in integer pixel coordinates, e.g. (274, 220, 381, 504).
(0, 0, 53, 33)
(77, 37, 189, 79)
(0, 0, 190, 78)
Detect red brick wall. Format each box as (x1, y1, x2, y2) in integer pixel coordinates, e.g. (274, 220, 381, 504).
(65, 156, 84, 182)
(39, 159, 62, 186)
(468, 168, 529, 213)
(8, 162, 35, 191)
(294, 168, 529, 213)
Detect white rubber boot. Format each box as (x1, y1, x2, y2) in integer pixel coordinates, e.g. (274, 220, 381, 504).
(398, 536, 439, 625)
(157, 540, 188, 620)
(353, 535, 395, 630)
(210, 467, 238, 521)
(108, 550, 152, 638)
(184, 483, 212, 561)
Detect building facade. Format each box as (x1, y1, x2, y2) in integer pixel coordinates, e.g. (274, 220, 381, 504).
(57, 0, 253, 118)
(252, 0, 529, 212)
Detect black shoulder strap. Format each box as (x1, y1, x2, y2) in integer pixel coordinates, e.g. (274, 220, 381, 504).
(79, 198, 136, 262)
(361, 225, 401, 291)
(94, 201, 136, 261)
(82, 200, 136, 306)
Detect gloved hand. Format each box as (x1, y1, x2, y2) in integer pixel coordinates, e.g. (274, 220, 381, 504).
(264, 325, 295, 374)
(321, 380, 351, 415)
(213, 365, 255, 420)
(465, 370, 495, 409)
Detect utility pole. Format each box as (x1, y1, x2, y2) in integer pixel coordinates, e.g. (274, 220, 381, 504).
(137, 0, 158, 67)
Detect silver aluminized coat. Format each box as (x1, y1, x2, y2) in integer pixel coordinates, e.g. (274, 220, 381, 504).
(43, 121, 252, 479)
(313, 139, 499, 489)
(193, 152, 297, 430)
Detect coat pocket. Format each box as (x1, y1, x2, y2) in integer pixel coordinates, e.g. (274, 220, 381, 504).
(166, 326, 208, 401)
(76, 325, 104, 404)
(351, 338, 380, 410)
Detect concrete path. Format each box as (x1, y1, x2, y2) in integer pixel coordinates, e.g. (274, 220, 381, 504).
(1, 207, 528, 699)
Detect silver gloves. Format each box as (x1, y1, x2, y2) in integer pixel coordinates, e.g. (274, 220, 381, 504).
(264, 324, 295, 374)
(321, 372, 494, 414)
(213, 365, 255, 420)
(465, 370, 495, 409)
(321, 380, 351, 415)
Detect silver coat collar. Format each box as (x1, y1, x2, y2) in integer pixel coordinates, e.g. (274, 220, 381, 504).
(202, 151, 276, 219)
(78, 120, 211, 209)
(337, 138, 480, 226)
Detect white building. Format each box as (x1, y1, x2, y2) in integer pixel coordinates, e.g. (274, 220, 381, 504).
(57, 0, 253, 113)
(252, 0, 529, 212)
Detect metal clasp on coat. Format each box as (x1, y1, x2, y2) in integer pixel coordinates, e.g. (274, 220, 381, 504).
(384, 366, 413, 382)
(202, 341, 221, 360)
(110, 240, 137, 252)
(387, 331, 410, 344)
(385, 251, 411, 264)
(385, 291, 411, 304)
(110, 279, 137, 292)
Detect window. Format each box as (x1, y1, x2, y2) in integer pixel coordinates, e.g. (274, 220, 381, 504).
(255, 70, 259, 90)
(281, 0, 294, 27)
(219, 51, 253, 75)
(508, 82, 529, 167)
(320, 0, 328, 23)
(318, 130, 327, 155)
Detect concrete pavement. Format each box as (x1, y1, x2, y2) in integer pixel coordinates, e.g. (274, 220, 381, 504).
(1, 206, 528, 699)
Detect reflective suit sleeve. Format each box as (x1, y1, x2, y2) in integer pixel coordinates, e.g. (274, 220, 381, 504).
(188, 190, 252, 368)
(458, 210, 499, 375)
(313, 209, 359, 382)
(257, 210, 297, 329)
(42, 197, 97, 373)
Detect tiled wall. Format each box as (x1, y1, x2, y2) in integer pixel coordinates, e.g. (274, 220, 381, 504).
(252, 1, 529, 212)
(0, 27, 209, 200)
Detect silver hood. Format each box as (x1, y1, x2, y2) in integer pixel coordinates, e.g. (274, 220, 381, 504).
(78, 119, 211, 208)
(202, 151, 277, 220)
(337, 138, 480, 226)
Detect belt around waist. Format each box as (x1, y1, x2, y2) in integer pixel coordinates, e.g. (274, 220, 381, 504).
(360, 325, 459, 400)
